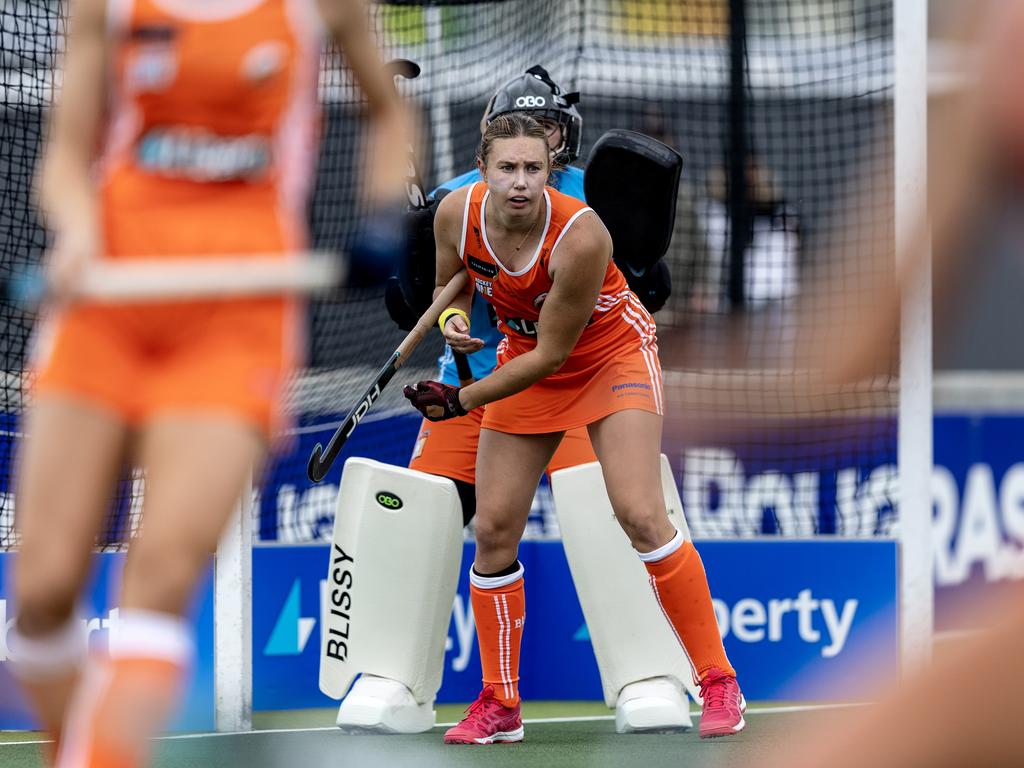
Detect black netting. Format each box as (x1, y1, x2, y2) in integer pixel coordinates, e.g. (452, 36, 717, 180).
(1, 1, 897, 548)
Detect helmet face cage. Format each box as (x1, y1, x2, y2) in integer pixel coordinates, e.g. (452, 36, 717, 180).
(486, 69, 583, 164)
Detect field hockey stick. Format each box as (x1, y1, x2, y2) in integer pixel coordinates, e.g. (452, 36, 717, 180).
(6, 251, 343, 305)
(306, 268, 469, 483)
(389, 58, 475, 386)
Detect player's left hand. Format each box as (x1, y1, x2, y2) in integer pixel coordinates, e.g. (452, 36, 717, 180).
(403, 380, 468, 421)
(441, 311, 485, 355)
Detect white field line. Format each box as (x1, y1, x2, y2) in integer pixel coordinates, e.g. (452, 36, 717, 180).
(0, 701, 867, 747)
(441, 701, 866, 727)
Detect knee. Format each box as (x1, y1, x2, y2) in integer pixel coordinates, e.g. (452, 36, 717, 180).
(13, 559, 80, 636)
(122, 539, 205, 614)
(473, 510, 521, 559)
(614, 502, 673, 554)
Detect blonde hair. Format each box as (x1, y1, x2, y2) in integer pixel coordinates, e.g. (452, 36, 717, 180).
(477, 112, 552, 171)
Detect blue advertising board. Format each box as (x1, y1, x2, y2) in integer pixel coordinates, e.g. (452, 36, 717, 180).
(255, 410, 1024, 633)
(252, 539, 897, 710)
(0, 553, 215, 731)
(0, 409, 1019, 723)
(931, 413, 1024, 630)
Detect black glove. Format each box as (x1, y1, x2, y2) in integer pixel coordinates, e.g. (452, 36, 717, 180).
(622, 258, 672, 313)
(384, 190, 451, 329)
(384, 276, 418, 331)
(349, 203, 407, 288)
(403, 380, 468, 422)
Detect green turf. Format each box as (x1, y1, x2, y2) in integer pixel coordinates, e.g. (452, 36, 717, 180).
(0, 703, 830, 768)
(0, 733, 47, 744)
(251, 700, 621, 731)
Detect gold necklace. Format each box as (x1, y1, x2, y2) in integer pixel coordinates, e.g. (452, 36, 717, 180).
(512, 208, 540, 252)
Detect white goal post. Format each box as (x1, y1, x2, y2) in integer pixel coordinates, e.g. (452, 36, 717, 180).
(895, 0, 933, 675)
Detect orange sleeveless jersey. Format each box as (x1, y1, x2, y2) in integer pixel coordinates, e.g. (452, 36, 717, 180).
(32, 0, 323, 434)
(459, 182, 663, 434)
(101, 0, 322, 257)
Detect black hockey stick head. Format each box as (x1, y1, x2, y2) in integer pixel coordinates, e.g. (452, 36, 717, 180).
(307, 443, 328, 483)
(387, 59, 420, 81)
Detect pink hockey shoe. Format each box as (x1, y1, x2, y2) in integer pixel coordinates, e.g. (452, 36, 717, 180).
(443, 686, 524, 745)
(698, 668, 747, 738)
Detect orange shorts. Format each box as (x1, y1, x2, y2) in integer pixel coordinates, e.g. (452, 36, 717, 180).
(409, 407, 597, 484)
(30, 296, 302, 437)
(482, 339, 663, 435)
(31, 192, 305, 436)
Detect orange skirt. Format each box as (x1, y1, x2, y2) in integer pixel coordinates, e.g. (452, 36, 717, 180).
(481, 336, 663, 435)
(410, 409, 598, 483)
(30, 296, 302, 438)
(30, 196, 305, 437)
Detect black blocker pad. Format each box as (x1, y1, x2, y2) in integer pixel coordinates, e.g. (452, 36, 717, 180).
(397, 188, 451, 316)
(584, 129, 683, 273)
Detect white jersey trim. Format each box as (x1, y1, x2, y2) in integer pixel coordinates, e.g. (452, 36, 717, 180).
(480, 188, 552, 277)
(458, 183, 475, 263)
(106, 0, 133, 37)
(547, 205, 595, 267)
(277, 0, 323, 222)
(286, 0, 327, 38)
(101, 0, 142, 180)
(618, 295, 663, 414)
(149, 0, 265, 21)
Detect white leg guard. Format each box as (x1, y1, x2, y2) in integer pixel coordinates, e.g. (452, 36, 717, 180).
(551, 455, 699, 733)
(319, 458, 463, 733)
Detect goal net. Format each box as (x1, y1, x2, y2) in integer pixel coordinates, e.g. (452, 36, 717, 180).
(0, 0, 902, 550)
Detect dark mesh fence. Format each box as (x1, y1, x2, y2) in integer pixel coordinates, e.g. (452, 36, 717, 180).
(0, 1, 896, 547)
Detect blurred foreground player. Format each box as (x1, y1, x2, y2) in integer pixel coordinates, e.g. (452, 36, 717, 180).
(404, 113, 744, 744)
(7, 1, 410, 765)
(758, 4, 1024, 767)
(337, 67, 696, 735)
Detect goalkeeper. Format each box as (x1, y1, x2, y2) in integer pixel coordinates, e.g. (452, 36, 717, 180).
(340, 66, 694, 735)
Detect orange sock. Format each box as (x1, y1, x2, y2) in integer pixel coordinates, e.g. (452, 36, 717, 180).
(469, 562, 526, 708)
(640, 532, 735, 680)
(57, 611, 192, 768)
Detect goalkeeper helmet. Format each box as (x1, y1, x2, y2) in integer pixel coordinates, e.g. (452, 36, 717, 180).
(484, 65, 582, 164)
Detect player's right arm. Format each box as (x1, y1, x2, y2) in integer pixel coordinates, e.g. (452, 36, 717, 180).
(318, 0, 414, 206)
(433, 188, 483, 354)
(35, 0, 108, 294)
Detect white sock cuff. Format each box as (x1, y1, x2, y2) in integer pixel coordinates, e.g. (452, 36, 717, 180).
(636, 529, 685, 563)
(109, 610, 194, 668)
(7, 615, 87, 681)
(469, 561, 524, 591)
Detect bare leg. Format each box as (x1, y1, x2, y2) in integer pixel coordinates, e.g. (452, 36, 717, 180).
(460, 428, 561, 712)
(121, 414, 265, 613)
(58, 414, 265, 767)
(588, 409, 740, 739)
(11, 395, 129, 737)
(587, 409, 675, 552)
(472, 428, 562, 572)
